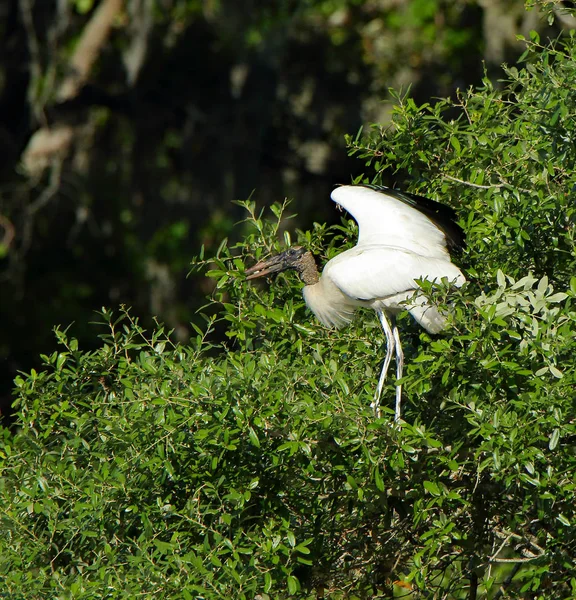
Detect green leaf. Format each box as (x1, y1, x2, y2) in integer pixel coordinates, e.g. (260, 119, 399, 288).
(549, 365, 563, 379)
(287, 575, 299, 594)
(547, 293, 568, 303)
(423, 481, 441, 496)
(549, 428, 560, 451)
(248, 426, 260, 448)
(374, 465, 385, 492)
(503, 216, 520, 228)
(557, 514, 571, 527)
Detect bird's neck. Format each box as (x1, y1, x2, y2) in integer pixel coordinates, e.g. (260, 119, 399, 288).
(296, 251, 320, 285)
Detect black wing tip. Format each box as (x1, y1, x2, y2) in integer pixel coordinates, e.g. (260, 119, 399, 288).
(351, 183, 466, 252)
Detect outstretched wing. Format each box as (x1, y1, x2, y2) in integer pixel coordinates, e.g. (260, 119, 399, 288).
(325, 246, 465, 303)
(331, 184, 465, 259)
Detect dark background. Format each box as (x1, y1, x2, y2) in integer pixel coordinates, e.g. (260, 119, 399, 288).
(0, 0, 565, 420)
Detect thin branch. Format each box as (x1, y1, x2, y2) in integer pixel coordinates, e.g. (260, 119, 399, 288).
(443, 175, 498, 189)
(489, 533, 515, 562)
(495, 529, 522, 540)
(455, 89, 472, 126)
(490, 555, 542, 563)
(492, 170, 532, 195)
(489, 527, 546, 567)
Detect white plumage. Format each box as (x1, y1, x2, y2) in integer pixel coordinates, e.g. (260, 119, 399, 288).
(246, 184, 466, 420)
(304, 245, 464, 332)
(331, 185, 450, 259)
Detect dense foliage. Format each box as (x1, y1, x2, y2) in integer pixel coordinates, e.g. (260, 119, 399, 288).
(2, 15, 576, 600)
(0, 0, 557, 417)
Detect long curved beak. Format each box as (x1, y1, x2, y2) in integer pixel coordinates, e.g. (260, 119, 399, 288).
(245, 253, 290, 280)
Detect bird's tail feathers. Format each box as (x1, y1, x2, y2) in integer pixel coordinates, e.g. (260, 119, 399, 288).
(408, 301, 449, 334)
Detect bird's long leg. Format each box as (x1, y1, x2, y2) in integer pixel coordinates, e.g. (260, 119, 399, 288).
(392, 323, 404, 422)
(372, 310, 395, 418)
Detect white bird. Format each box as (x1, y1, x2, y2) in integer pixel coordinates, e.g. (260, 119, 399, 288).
(245, 184, 466, 421)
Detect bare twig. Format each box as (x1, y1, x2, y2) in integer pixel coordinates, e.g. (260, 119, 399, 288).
(442, 174, 498, 190)
(492, 170, 532, 195)
(489, 533, 515, 562)
(490, 555, 542, 563)
(455, 89, 472, 126)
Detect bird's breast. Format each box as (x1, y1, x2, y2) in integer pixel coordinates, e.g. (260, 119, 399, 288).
(302, 278, 358, 329)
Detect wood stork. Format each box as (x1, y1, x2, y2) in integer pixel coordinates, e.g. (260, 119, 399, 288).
(245, 184, 466, 420)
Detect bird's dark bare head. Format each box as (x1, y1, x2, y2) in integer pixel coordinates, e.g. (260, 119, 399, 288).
(245, 246, 309, 280)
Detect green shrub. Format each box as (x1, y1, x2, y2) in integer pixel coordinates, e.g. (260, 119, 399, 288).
(1, 26, 576, 600)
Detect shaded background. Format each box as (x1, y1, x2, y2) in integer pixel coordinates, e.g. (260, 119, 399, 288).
(0, 0, 569, 420)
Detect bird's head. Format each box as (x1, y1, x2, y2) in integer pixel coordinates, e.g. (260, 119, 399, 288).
(245, 246, 318, 284)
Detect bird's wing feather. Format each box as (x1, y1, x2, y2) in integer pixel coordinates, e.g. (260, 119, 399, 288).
(359, 185, 466, 251)
(331, 185, 463, 258)
(324, 246, 465, 303)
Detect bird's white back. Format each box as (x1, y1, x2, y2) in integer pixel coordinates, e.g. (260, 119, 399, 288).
(331, 185, 450, 259)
